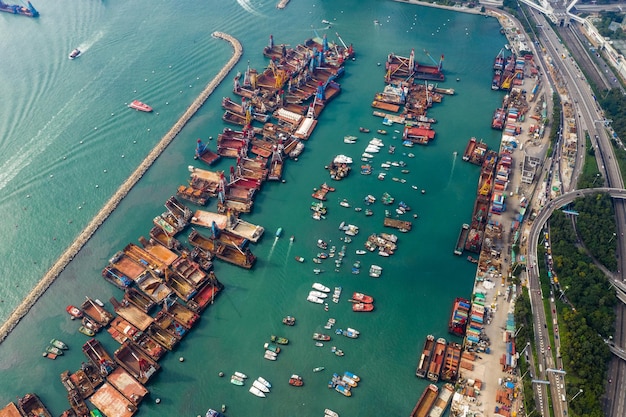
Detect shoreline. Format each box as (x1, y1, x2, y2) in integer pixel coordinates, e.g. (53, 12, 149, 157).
(0, 32, 243, 345)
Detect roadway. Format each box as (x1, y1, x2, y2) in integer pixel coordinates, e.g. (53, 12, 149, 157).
(521, 4, 626, 416)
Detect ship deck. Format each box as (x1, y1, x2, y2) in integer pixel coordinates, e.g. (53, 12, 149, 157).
(226, 219, 264, 243)
(0, 402, 22, 417)
(106, 367, 148, 405)
(140, 242, 178, 267)
(112, 255, 146, 281)
(191, 210, 228, 229)
(114, 302, 154, 331)
(89, 382, 136, 417)
(189, 282, 220, 312)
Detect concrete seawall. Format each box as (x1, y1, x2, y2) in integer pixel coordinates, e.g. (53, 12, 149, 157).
(0, 32, 243, 344)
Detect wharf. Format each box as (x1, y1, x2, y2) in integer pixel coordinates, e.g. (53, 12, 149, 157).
(0, 32, 242, 344)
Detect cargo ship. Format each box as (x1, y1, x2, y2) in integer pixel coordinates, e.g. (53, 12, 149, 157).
(465, 150, 497, 253)
(0, 0, 38, 17)
(448, 297, 470, 337)
(426, 337, 447, 382)
(416, 334, 435, 378)
(427, 383, 455, 417)
(440, 342, 462, 382)
(453, 223, 469, 255)
(410, 384, 439, 417)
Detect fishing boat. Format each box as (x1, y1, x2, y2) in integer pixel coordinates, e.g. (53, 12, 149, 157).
(352, 302, 374, 312)
(351, 292, 374, 303)
(312, 333, 331, 341)
(313, 366, 325, 372)
(66, 305, 83, 319)
(45, 345, 64, 356)
(335, 384, 352, 397)
(294, 256, 305, 263)
(50, 339, 68, 350)
(79, 322, 96, 336)
(68, 48, 81, 60)
(270, 335, 289, 345)
(289, 374, 304, 386)
(359, 127, 370, 133)
(128, 100, 153, 112)
(249, 386, 266, 398)
(252, 380, 270, 393)
(282, 315, 296, 326)
(312, 282, 330, 292)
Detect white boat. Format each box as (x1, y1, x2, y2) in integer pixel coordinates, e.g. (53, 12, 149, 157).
(365, 145, 380, 153)
(234, 371, 248, 379)
(344, 225, 359, 236)
(313, 283, 331, 293)
(257, 376, 272, 388)
(252, 380, 270, 393)
(309, 290, 328, 299)
(408, 152, 415, 158)
(307, 294, 324, 304)
(366, 194, 376, 202)
(369, 264, 383, 277)
(264, 351, 277, 360)
(315, 342, 324, 347)
(369, 138, 384, 147)
(334, 154, 353, 164)
(347, 327, 360, 335)
(377, 172, 386, 180)
(68, 48, 81, 60)
(325, 409, 339, 417)
(264, 349, 277, 358)
(344, 135, 357, 144)
(355, 250, 366, 255)
(361, 152, 374, 158)
(249, 386, 266, 397)
(94, 298, 105, 307)
(313, 268, 323, 275)
(231, 374, 245, 382)
(339, 200, 350, 208)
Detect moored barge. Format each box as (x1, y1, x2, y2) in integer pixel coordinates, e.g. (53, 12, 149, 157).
(188, 228, 256, 269)
(410, 384, 439, 417)
(17, 393, 51, 417)
(440, 342, 462, 382)
(81, 297, 114, 326)
(89, 382, 137, 417)
(82, 339, 116, 376)
(427, 337, 447, 382)
(453, 223, 470, 256)
(427, 382, 455, 417)
(416, 334, 435, 378)
(113, 342, 160, 385)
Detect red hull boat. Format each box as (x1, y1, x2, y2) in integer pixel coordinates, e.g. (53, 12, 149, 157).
(66, 305, 83, 319)
(128, 100, 153, 112)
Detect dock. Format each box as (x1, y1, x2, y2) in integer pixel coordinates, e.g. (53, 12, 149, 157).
(0, 32, 242, 345)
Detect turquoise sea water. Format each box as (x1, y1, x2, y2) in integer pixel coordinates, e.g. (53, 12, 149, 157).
(0, 0, 507, 415)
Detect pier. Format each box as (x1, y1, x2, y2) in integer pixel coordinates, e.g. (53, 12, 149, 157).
(0, 32, 243, 344)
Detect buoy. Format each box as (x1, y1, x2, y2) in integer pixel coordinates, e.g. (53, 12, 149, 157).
(421, 189, 426, 194)
(26, 195, 30, 198)
(103, 169, 107, 173)
(155, 398, 161, 404)
(218, 371, 224, 377)
(63, 156, 66, 160)
(179, 357, 184, 362)
(121, 155, 125, 158)
(147, 128, 151, 131)
(95, 185, 99, 188)
(144, 78, 148, 81)
(79, 141, 83, 144)
(133, 141, 137, 144)
(50, 174, 53, 178)
(281, 179, 286, 183)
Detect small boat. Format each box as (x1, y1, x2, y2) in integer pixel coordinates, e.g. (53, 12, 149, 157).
(365, 145, 380, 154)
(389, 145, 396, 154)
(249, 386, 266, 397)
(264, 342, 281, 353)
(42, 352, 57, 360)
(313, 333, 331, 341)
(257, 376, 272, 388)
(264, 351, 277, 361)
(294, 256, 305, 263)
(315, 342, 324, 347)
(313, 257, 322, 264)
(307, 294, 324, 304)
(362, 152, 374, 159)
(312, 283, 330, 293)
(94, 298, 105, 307)
(221, 405, 226, 413)
(79, 323, 96, 337)
(253, 380, 270, 393)
(331, 346, 344, 356)
(270, 335, 289, 345)
(317, 239, 328, 249)
(377, 129, 387, 135)
(275, 227, 283, 237)
(206, 409, 225, 417)
(313, 268, 323, 275)
(50, 339, 68, 350)
(344, 371, 360, 382)
(355, 250, 366, 255)
(369, 264, 383, 278)
(335, 384, 352, 396)
(322, 19, 331, 24)
(365, 209, 373, 216)
(66, 305, 83, 319)
(309, 290, 328, 299)
(68, 48, 81, 60)
(359, 127, 370, 133)
(231, 374, 245, 383)
(339, 199, 350, 208)
(230, 377, 244, 386)
(353, 302, 375, 312)
(289, 374, 304, 387)
(344, 135, 357, 144)
(128, 100, 153, 112)
(234, 371, 248, 379)
(313, 366, 325, 372)
(283, 315, 296, 326)
(45, 345, 64, 356)
(325, 409, 339, 417)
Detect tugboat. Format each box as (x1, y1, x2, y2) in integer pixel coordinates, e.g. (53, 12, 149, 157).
(68, 48, 81, 60)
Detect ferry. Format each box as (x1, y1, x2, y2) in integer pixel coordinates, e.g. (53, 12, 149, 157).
(128, 100, 153, 112)
(416, 334, 435, 378)
(68, 48, 81, 60)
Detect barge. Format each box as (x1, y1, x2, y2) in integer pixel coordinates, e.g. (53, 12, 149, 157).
(0, 1, 38, 17)
(106, 366, 149, 406)
(427, 382, 455, 417)
(188, 228, 256, 269)
(113, 342, 160, 384)
(383, 217, 412, 232)
(109, 297, 154, 331)
(410, 384, 439, 417)
(123, 288, 156, 313)
(415, 334, 435, 378)
(89, 382, 137, 417)
(426, 337, 447, 382)
(81, 297, 114, 326)
(17, 393, 51, 417)
(186, 276, 223, 313)
(82, 339, 116, 377)
(146, 323, 179, 351)
(453, 223, 470, 256)
(440, 342, 462, 382)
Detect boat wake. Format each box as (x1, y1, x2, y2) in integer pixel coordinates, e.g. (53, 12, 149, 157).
(267, 236, 279, 260)
(447, 151, 458, 188)
(76, 30, 105, 54)
(235, 0, 264, 17)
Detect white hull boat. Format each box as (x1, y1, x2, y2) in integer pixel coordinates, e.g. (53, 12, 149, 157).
(307, 294, 324, 304)
(264, 351, 277, 360)
(249, 386, 266, 397)
(361, 152, 374, 158)
(365, 145, 380, 153)
(234, 371, 248, 379)
(369, 138, 384, 147)
(312, 283, 331, 293)
(257, 376, 272, 388)
(253, 380, 270, 393)
(309, 290, 328, 299)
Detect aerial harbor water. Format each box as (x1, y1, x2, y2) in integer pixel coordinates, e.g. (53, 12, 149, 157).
(0, 0, 507, 415)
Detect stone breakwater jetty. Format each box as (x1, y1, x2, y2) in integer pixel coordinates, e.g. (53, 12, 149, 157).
(0, 32, 243, 344)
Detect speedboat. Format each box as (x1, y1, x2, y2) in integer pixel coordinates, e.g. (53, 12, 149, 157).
(252, 380, 270, 393)
(230, 377, 244, 386)
(361, 152, 374, 159)
(257, 376, 272, 388)
(369, 138, 384, 147)
(325, 409, 339, 417)
(128, 100, 153, 112)
(309, 290, 328, 299)
(307, 294, 324, 304)
(365, 145, 381, 153)
(355, 250, 366, 255)
(312, 333, 331, 341)
(68, 48, 81, 60)
(249, 386, 266, 397)
(264, 351, 277, 361)
(312, 283, 330, 292)
(234, 371, 248, 379)
(339, 199, 350, 208)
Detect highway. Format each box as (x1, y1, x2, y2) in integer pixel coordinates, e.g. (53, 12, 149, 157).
(520, 3, 626, 416)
